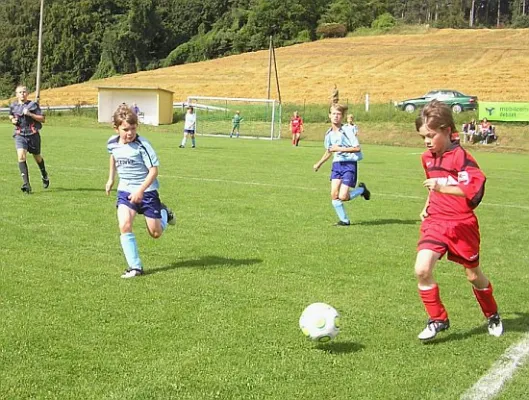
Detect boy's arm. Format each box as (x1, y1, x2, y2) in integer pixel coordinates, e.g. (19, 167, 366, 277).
(128, 166, 159, 203)
(420, 192, 430, 220)
(329, 144, 361, 153)
(105, 155, 116, 195)
(313, 150, 332, 171)
(423, 178, 466, 197)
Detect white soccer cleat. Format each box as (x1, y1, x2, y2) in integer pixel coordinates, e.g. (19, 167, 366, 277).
(121, 269, 143, 279)
(418, 319, 450, 340)
(487, 314, 504, 337)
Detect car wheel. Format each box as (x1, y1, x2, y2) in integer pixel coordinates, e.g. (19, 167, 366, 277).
(451, 104, 463, 113)
(404, 104, 416, 113)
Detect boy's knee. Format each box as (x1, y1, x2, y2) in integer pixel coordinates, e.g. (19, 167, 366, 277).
(149, 230, 162, 239)
(338, 193, 349, 201)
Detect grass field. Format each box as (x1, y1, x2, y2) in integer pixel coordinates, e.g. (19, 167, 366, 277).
(1, 120, 528, 399)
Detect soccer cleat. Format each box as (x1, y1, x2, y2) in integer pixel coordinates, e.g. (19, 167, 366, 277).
(192, 145, 195, 148)
(334, 220, 351, 226)
(179, 145, 185, 148)
(21, 184, 32, 194)
(121, 269, 143, 279)
(418, 319, 450, 340)
(359, 182, 371, 200)
(42, 176, 50, 189)
(161, 203, 176, 226)
(487, 313, 504, 337)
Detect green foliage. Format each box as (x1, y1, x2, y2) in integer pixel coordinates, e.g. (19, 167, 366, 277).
(511, 14, 529, 28)
(316, 23, 347, 38)
(371, 12, 396, 30)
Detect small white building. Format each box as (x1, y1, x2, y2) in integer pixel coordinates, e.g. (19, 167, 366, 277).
(97, 86, 174, 126)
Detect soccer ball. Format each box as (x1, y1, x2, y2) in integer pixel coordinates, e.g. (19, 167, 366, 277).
(299, 302, 340, 343)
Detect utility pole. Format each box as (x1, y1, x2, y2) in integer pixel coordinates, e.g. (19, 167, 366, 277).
(35, 0, 45, 103)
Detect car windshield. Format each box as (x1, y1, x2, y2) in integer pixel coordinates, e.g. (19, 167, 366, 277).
(424, 91, 439, 97)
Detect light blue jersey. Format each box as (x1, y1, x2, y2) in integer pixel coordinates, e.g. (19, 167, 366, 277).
(323, 125, 363, 163)
(107, 135, 160, 193)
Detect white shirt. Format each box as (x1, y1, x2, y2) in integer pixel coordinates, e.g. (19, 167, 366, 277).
(184, 113, 196, 130)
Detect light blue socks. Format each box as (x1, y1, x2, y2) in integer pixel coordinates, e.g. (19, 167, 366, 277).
(349, 187, 364, 200)
(120, 232, 142, 270)
(161, 209, 168, 231)
(332, 199, 349, 223)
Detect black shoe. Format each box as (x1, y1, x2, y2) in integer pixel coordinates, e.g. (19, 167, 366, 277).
(42, 176, 50, 189)
(487, 313, 504, 337)
(418, 319, 450, 340)
(179, 145, 185, 148)
(192, 145, 195, 148)
(359, 182, 370, 200)
(334, 220, 350, 226)
(21, 184, 32, 194)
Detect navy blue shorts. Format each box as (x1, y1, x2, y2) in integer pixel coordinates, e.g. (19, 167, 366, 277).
(184, 129, 195, 134)
(14, 134, 41, 154)
(117, 190, 162, 219)
(330, 161, 358, 188)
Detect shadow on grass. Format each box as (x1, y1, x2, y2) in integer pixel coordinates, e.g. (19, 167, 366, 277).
(352, 218, 419, 226)
(423, 311, 529, 345)
(316, 341, 365, 354)
(49, 187, 102, 192)
(145, 255, 263, 275)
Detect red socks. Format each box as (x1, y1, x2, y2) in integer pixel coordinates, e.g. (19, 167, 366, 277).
(473, 282, 498, 318)
(419, 285, 448, 321)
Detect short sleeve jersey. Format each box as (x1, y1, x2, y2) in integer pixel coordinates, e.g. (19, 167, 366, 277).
(323, 125, 363, 163)
(422, 144, 485, 220)
(232, 114, 242, 125)
(290, 116, 303, 132)
(107, 135, 160, 193)
(184, 112, 196, 130)
(9, 101, 43, 136)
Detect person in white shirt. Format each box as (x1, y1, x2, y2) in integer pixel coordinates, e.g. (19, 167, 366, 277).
(179, 106, 197, 148)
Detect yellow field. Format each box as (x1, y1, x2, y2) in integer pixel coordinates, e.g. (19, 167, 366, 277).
(15, 28, 529, 106)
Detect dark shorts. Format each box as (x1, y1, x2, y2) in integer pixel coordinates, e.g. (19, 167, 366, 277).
(184, 129, 195, 134)
(117, 190, 162, 219)
(14, 134, 41, 154)
(330, 161, 358, 188)
(417, 215, 480, 268)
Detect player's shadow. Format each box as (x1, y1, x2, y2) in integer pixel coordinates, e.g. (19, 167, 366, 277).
(316, 341, 365, 354)
(145, 256, 263, 275)
(352, 219, 418, 226)
(423, 311, 529, 345)
(49, 187, 102, 192)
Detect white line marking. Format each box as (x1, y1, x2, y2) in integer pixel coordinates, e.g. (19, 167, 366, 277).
(460, 332, 529, 400)
(64, 167, 529, 211)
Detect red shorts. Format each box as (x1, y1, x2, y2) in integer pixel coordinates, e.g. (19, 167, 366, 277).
(417, 216, 480, 268)
(292, 129, 301, 134)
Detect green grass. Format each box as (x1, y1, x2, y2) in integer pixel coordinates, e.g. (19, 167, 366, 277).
(1, 120, 528, 399)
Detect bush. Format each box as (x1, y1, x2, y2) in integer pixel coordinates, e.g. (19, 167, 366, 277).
(316, 23, 347, 39)
(512, 15, 529, 28)
(371, 13, 396, 30)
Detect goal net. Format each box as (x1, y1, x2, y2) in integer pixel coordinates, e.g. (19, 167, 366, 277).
(186, 96, 282, 140)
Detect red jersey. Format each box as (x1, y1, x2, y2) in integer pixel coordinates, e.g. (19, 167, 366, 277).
(422, 144, 485, 220)
(290, 116, 303, 133)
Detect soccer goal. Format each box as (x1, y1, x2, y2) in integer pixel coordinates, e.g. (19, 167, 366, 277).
(186, 96, 282, 140)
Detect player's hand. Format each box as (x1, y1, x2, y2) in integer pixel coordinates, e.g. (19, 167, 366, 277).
(128, 191, 144, 204)
(423, 178, 440, 192)
(313, 163, 320, 172)
(105, 180, 114, 195)
(420, 208, 429, 221)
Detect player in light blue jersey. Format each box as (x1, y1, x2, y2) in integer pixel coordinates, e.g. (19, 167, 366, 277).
(313, 104, 370, 226)
(105, 104, 175, 278)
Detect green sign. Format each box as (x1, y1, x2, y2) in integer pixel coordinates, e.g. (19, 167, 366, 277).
(479, 102, 529, 122)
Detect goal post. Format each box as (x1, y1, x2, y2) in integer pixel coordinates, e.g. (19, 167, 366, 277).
(186, 96, 282, 140)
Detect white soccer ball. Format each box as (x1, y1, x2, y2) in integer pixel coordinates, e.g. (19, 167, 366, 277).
(299, 302, 340, 343)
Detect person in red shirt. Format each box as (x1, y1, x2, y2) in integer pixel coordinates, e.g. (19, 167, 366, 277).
(413, 100, 503, 341)
(289, 111, 304, 146)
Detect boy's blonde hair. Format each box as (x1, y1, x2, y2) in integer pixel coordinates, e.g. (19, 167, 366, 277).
(112, 104, 138, 127)
(420, 100, 456, 134)
(329, 103, 347, 115)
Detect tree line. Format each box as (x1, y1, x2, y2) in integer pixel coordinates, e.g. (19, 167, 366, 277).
(1, 0, 528, 99)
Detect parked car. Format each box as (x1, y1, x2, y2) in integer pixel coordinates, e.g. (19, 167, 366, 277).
(395, 90, 478, 113)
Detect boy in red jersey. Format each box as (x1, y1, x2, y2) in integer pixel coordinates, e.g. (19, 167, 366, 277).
(289, 111, 304, 146)
(414, 100, 503, 341)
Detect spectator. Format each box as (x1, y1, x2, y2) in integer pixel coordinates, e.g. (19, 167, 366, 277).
(479, 118, 497, 144)
(132, 102, 140, 115)
(329, 84, 339, 106)
(461, 119, 476, 143)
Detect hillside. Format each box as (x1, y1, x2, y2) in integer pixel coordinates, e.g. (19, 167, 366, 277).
(16, 28, 529, 106)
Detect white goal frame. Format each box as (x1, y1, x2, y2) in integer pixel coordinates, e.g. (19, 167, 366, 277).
(186, 95, 282, 140)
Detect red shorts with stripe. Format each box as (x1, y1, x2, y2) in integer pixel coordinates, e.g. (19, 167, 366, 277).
(417, 215, 480, 268)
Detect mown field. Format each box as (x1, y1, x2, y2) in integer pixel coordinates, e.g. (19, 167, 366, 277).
(3, 28, 529, 107)
(1, 119, 528, 399)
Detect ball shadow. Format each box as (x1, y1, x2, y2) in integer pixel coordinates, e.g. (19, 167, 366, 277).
(316, 341, 365, 354)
